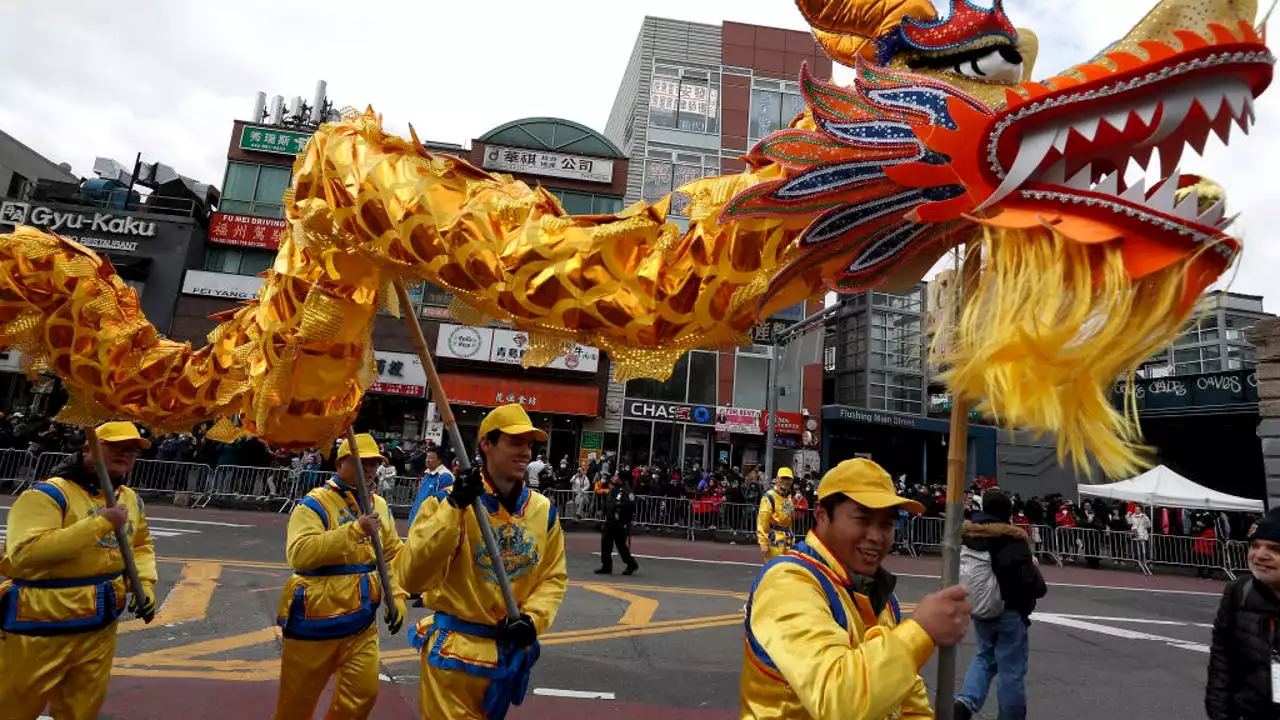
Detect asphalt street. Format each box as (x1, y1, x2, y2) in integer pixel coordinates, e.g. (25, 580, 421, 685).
(0, 498, 1232, 719)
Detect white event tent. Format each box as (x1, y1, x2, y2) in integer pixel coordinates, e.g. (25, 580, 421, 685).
(1078, 465, 1264, 513)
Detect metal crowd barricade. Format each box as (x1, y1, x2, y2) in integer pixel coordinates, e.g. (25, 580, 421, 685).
(197, 464, 297, 512)
(908, 516, 945, 555)
(0, 448, 39, 493)
(125, 459, 212, 496)
(1050, 527, 1142, 573)
(1223, 540, 1250, 577)
(385, 475, 421, 511)
(1148, 530, 1233, 579)
(22, 452, 72, 492)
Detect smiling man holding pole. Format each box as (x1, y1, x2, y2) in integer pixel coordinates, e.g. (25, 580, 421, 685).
(396, 403, 567, 720)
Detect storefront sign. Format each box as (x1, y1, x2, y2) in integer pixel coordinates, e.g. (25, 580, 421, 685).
(624, 399, 715, 425)
(834, 406, 920, 429)
(1112, 369, 1259, 413)
(369, 351, 427, 396)
(440, 372, 599, 415)
(239, 125, 311, 155)
(0, 350, 22, 374)
(208, 211, 285, 249)
(421, 305, 452, 320)
(761, 410, 804, 435)
(435, 323, 599, 374)
(482, 144, 614, 184)
(716, 406, 762, 434)
(0, 200, 158, 252)
(181, 270, 265, 301)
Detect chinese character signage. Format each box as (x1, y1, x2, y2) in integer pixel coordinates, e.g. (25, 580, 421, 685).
(482, 144, 614, 184)
(239, 125, 312, 155)
(435, 323, 600, 374)
(761, 411, 804, 435)
(208, 211, 286, 249)
(368, 351, 427, 396)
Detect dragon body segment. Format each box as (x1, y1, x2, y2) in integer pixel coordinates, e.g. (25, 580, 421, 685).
(0, 0, 1270, 476)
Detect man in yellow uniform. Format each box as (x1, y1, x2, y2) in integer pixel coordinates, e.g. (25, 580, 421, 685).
(0, 421, 157, 720)
(758, 466, 796, 561)
(273, 433, 408, 720)
(741, 459, 973, 719)
(397, 404, 567, 720)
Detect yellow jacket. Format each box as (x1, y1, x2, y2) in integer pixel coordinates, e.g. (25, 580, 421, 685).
(0, 473, 156, 634)
(276, 478, 406, 640)
(757, 488, 794, 553)
(741, 532, 935, 720)
(396, 475, 567, 672)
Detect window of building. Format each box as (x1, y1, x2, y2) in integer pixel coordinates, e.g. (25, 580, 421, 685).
(869, 371, 923, 414)
(870, 311, 922, 371)
(1173, 344, 1223, 375)
(871, 289, 923, 312)
(649, 66, 721, 134)
(641, 151, 719, 215)
(203, 247, 274, 276)
(220, 162, 291, 218)
(1176, 314, 1220, 346)
(1226, 344, 1256, 370)
(6, 172, 33, 200)
(547, 189, 623, 216)
(687, 350, 718, 405)
(422, 282, 453, 307)
(749, 80, 806, 140)
(626, 351, 691, 402)
(733, 353, 770, 410)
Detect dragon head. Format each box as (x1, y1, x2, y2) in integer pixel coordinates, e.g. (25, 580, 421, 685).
(732, 0, 1274, 476)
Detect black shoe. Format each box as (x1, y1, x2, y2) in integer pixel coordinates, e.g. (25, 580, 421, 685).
(953, 701, 973, 720)
(412, 596, 425, 608)
(622, 563, 639, 576)
(594, 567, 612, 574)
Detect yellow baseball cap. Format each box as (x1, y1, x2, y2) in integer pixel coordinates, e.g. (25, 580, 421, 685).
(337, 433, 386, 462)
(817, 459, 925, 514)
(479, 404, 548, 442)
(96, 421, 150, 449)
(776, 467, 794, 479)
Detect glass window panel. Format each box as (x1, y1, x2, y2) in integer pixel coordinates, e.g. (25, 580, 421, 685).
(238, 250, 273, 276)
(673, 164, 702, 189)
(559, 191, 594, 215)
(782, 93, 807, 127)
(707, 80, 720, 133)
(749, 89, 782, 140)
(627, 352, 690, 402)
(649, 77, 680, 129)
(733, 355, 769, 409)
(678, 78, 709, 132)
(423, 283, 452, 306)
(652, 422, 679, 470)
(203, 248, 240, 273)
(621, 420, 653, 467)
(219, 199, 252, 215)
(252, 203, 283, 218)
(670, 193, 692, 217)
(222, 163, 259, 202)
(687, 351, 718, 405)
(255, 166, 291, 204)
(643, 161, 672, 202)
(592, 195, 623, 214)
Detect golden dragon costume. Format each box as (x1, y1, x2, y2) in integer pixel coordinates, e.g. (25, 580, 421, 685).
(0, 0, 1271, 477)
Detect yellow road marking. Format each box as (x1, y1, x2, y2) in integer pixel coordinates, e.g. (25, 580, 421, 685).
(117, 626, 282, 666)
(119, 561, 222, 634)
(577, 583, 658, 626)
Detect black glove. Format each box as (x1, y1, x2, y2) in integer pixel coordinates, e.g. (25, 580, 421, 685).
(448, 467, 484, 509)
(129, 587, 157, 624)
(498, 612, 537, 648)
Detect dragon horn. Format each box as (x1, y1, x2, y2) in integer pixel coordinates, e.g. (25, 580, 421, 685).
(794, 0, 936, 66)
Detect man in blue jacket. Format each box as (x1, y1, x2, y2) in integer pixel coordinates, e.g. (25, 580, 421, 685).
(407, 445, 453, 607)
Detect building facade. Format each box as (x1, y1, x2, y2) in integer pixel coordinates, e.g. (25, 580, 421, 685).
(177, 113, 620, 462)
(601, 18, 831, 476)
(1138, 291, 1273, 377)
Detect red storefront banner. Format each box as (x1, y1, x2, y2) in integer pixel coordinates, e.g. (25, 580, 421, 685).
(760, 410, 804, 435)
(440, 372, 599, 416)
(208, 211, 286, 249)
(369, 382, 424, 397)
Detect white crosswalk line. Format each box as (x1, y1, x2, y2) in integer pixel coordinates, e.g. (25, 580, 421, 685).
(0, 526, 202, 540)
(533, 688, 617, 700)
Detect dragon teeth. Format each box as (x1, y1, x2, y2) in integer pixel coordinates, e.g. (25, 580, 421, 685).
(1094, 172, 1120, 195)
(1120, 177, 1147, 204)
(1147, 174, 1180, 213)
(1198, 199, 1226, 226)
(1174, 189, 1200, 221)
(1066, 165, 1093, 190)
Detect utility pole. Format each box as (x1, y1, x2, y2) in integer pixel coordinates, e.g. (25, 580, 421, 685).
(761, 304, 839, 481)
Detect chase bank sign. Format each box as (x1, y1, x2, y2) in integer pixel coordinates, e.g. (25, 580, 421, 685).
(624, 399, 715, 426)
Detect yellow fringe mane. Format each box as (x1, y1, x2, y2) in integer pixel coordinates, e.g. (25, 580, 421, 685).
(932, 226, 1199, 479)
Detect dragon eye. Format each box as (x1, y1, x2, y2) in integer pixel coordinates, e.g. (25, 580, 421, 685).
(952, 46, 1024, 84)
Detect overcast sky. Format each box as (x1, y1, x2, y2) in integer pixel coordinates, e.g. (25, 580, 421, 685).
(0, 1, 1274, 311)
